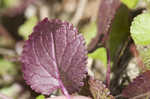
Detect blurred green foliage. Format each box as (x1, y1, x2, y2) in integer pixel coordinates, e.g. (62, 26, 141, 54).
(36, 95, 45, 99)
(88, 48, 107, 66)
(19, 16, 38, 40)
(121, 0, 139, 9)
(81, 21, 107, 66)
(0, 0, 18, 9)
(0, 58, 16, 75)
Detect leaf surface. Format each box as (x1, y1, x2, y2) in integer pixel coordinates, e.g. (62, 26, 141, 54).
(89, 77, 114, 99)
(21, 18, 87, 95)
(131, 12, 150, 45)
(88, 0, 120, 52)
(122, 70, 150, 98)
(109, 5, 130, 59)
(130, 12, 150, 70)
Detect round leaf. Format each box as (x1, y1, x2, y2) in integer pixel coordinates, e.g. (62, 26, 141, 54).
(131, 12, 150, 45)
(21, 18, 87, 95)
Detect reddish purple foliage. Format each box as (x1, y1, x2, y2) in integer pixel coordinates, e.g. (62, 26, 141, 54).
(88, 0, 120, 52)
(122, 70, 150, 98)
(21, 18, 87, 95)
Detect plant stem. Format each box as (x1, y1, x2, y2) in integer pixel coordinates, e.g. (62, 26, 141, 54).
(59, 80, 71, 99)
(130, 44, 147, 72)
(106, 47, 111, 88)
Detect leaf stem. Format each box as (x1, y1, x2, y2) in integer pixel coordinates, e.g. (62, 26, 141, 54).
(130, 44, 147, 72)
(59, 80, 71, 99)
(106, 47, 111, 88)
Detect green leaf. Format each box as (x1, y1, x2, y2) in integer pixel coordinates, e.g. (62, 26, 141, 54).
(131, 12, 150, 45)
(109, 5, 130, 59)
(88, 48, 107, 66)
(121, 0, 139, 9)
(131, 12, 150, 70)
(36, 95, 45, 99)
(19, 16, 38, 40)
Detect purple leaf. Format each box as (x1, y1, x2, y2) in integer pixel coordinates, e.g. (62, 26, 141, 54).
(88, 0, 120, 52)
(21, 18, 87, 95)
(122, 70, 150, 98)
